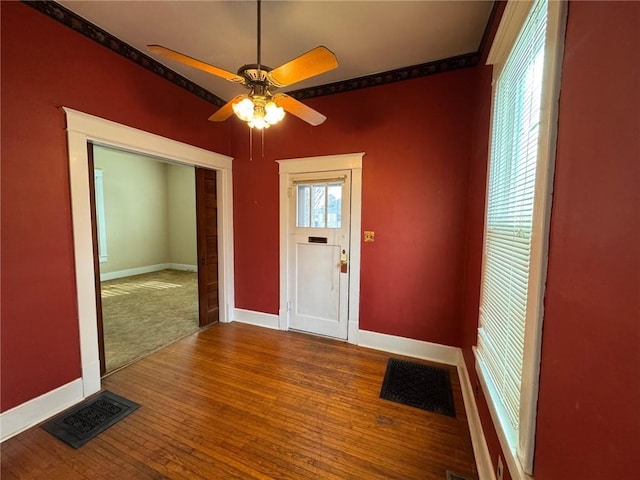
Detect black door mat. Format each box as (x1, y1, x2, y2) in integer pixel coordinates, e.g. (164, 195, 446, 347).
(379, 358, 455, 417)
(447, 471, 472, 480)
(42, 390, 139, 448)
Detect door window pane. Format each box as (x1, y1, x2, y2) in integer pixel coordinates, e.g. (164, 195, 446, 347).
(296, 182, 342, 229)
(297, 185, 310, 227)
(311, 185, 326, 228)
(327, 184, 342, 228)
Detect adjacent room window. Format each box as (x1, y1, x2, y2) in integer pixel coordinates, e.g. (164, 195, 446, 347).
(475, 0, 565, 477)
(296, 182, 342, 229)
(94, 168, 108, 263)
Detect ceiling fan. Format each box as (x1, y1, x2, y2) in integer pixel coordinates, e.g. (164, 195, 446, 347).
(147, 0, 338, 129)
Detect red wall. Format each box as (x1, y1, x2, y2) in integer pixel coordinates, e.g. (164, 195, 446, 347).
(461, 2, 640, 479)
(534, 2, 640, 478)
(6, 4, 637, 476)
(231, 68, 482, 346)
(0, 2, 231, 412)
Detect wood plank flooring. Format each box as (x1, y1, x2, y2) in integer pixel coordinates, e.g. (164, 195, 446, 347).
(1, 323, 478, 479)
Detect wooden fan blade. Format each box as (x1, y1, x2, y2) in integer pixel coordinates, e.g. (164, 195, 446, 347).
(268, 46, 338, 88)
(274, 94, 326, 126)
(147, 45, 245, 84)
(208, 95, 247, 122)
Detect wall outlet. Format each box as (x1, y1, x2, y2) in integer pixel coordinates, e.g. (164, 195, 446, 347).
(496, 455, 504, 480)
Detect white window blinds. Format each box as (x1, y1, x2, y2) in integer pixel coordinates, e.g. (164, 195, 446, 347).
(477, 0, 547, 447)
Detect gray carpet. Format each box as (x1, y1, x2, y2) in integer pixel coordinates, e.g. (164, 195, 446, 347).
(101, 269, 199, 373)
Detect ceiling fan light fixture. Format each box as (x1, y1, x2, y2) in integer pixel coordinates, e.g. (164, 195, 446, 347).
(232, 97, 255, 122)
(248, 113, 267, 130)
(233, 96, 285, 129)
(149, 1, 336, 130)
(264, 101, 285, 124)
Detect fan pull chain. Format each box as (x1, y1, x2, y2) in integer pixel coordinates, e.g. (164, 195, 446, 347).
(249, 127, 253, 161)
(262, 129, 265, 159)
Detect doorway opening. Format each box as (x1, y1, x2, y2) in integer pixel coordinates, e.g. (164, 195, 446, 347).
(89, 144, 201, 374)
(65, 107, 234, 399)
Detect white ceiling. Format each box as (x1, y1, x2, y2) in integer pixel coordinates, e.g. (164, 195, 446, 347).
(58, 1, 494, 102)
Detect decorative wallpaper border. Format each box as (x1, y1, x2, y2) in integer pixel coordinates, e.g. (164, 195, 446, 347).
(24, 0, 493, 105)
(289, 52, 479, 101)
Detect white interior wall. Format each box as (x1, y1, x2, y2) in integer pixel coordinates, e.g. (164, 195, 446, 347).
(93, 145, 196, 278)
(167, 163, 197, 266)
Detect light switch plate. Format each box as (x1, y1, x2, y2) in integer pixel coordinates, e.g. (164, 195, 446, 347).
(363, 231, 375, 242)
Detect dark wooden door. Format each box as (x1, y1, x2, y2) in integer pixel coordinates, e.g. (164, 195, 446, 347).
(87, 143, 107, 375)
(195, 167, 220, 326)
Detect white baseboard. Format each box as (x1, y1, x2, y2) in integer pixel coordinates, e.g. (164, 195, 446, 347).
(168, 263, 197, 272)
(0, 378, 84, 443)
(356, 330, 494, 479)
(100, 263, 197, 281)
(5, 312, 487, 478)
(82, 359, 102, 399)
(357, 330, 461, 366)
(458, 357, 496, 480)
(233, 309, 280, 329)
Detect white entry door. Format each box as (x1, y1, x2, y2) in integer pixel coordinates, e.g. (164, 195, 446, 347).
(288, 170, 351, 339)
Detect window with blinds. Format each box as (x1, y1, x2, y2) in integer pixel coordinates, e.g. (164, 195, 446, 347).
(477, 0, 548, 458)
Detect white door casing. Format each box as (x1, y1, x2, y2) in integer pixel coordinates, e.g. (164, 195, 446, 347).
(64, 107, 235, 398)
(288, 171, 351, 339)
(278, 153, 364, 343)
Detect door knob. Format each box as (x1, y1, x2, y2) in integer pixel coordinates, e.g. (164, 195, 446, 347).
(340, 250, 348, 273)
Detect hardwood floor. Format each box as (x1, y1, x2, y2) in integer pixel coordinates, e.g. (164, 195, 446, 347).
(1, 323, 478, 480)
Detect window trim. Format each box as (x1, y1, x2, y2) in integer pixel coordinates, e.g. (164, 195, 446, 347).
(475, 1, 567, 478)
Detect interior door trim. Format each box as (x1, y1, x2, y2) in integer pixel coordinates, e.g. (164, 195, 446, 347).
(63, 107, 235, 399)
(277, 153, 364, 344)
(86, 144, 107, 376)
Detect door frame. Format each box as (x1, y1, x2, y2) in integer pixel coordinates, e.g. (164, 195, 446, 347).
(277, 153, 364, 344)
(64, 107, 235, 399)
(86, 144, 107, 375)
(195, 166, 221, 327)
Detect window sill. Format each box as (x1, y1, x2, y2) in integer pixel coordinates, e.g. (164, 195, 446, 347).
(473, 346, 533, 480)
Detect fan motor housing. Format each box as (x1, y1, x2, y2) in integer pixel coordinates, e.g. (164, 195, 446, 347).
(238, 64, 272, 84)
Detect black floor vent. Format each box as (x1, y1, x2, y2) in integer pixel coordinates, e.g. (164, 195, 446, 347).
(42, 390, 139, 448)
(446, 471, 471, 480)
